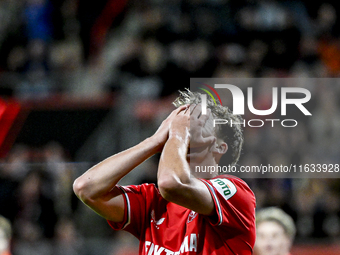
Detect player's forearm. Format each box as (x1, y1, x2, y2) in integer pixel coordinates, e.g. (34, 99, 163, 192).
(158, 134, 192, 198)
(157, 133, 216, 215)
(73, 137, 159, 202)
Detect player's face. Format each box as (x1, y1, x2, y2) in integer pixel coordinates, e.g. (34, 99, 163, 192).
(254, 221, 291, 255)
(187, 112, 220, 178)
(187, 111, 215, 157)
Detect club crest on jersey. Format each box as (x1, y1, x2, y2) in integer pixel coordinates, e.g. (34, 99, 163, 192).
(211, 178, 237, 200)
(187, 211, 198, 223)
(151, 210, 165, 229)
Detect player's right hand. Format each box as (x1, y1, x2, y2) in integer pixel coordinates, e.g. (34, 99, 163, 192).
(151, 105, 188, 152)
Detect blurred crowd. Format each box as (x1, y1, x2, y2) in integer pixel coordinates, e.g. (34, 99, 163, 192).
(1, 0, 340, 254)
(1, 0, 340, 98)
(0, 143, 139, 255)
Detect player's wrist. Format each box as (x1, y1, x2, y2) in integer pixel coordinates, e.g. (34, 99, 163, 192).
(168, 131, 189, 147)
(146, 135, 166, 153)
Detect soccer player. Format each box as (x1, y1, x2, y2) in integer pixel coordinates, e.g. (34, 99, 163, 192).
(73, 90, 256, 254)
(254, 207, 296, 255)
(0, 215, 12, 255)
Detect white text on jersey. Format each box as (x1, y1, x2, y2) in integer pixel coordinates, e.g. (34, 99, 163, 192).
(145, 233, 198, 255)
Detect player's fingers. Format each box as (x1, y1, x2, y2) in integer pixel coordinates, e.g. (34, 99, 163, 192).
(189, 104, 197, 114)
(175, 105, 188, 114)
(184, 104, 190, 114)
(179, 108, 190, 117)
(190, 135, 216, 149)
(199, 108, 211, 122)
(202, 136, 216, 147)
(167, 105, 187, 120)
(190, 104, 202, 118)
(175, 105, 191, 117)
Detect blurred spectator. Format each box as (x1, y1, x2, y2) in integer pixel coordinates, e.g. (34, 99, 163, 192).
(2, 145, 30, 181)
(110, 231, 138, 255)
(23, 0, 54, 42)
(255, 207, 296, 255)
(53, 217, 84, 255)
(0, 215, 12, 255)
(0, 169, 18, 223)
(15, 168, 58, 239)
(0, 146, 28, 222)
(43, 142, 76, 217)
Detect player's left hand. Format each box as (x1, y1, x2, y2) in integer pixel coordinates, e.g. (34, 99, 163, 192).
(169, 104, 216, 148)
(188, 104, 216, 148)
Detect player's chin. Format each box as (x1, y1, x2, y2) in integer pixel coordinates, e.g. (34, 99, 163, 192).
(186, 151, 196, 163)
(186, 149, 206, 163)
(187, 145, 207, 154)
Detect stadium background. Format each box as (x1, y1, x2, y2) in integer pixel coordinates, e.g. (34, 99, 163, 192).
(0, 0, 340, 254)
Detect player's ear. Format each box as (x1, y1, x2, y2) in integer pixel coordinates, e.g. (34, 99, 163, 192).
(211, 140, 228, 155)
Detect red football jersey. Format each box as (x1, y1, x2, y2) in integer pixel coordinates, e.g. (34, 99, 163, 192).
(108, 175, 256, 255)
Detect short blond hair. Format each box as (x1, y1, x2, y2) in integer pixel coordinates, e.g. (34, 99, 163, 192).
(256, 207, 296, 240)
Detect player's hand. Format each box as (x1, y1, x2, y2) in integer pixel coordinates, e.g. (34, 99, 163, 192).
(188, 104, 216, 148)
(152, 105, 187, 152)
(169, 104, 216, 148)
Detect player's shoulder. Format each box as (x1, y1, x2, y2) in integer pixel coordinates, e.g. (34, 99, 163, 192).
(209, 174, 249, 186)
(207, 174, 255, 200)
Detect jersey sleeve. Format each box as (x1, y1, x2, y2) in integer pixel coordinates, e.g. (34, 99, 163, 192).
(200, 176, 256, 234)
(107, 183, 157, 239)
